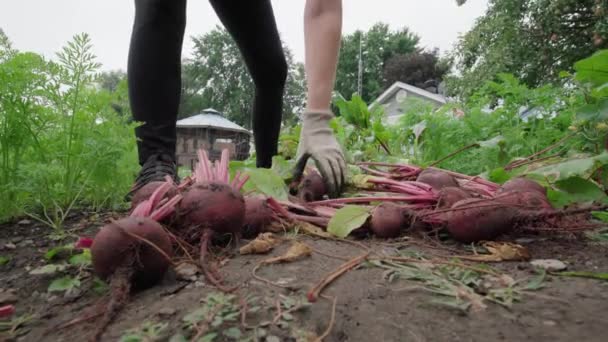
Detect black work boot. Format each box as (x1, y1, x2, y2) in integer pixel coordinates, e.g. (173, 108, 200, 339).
(126, 153, 179, 201)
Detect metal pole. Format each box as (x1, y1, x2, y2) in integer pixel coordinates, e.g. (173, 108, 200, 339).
(357, 32, 363, 96)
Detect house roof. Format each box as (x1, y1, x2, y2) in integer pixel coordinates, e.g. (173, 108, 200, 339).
(176, 109, 251, 135)
(369, 81, 447, 109)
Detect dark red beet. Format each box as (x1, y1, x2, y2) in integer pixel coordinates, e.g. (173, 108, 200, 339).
(446, 198, 517, 243)
(370, 203, 409, 238)
(131, 181, 178, 210)
(437, 187, 471, 209)
(242, 195, 274, 238)
(178, 182, 246, 234)
(499, 177, 546, 195)
(298, 170, 327, 202)
(90, 217, 173, 341)
(91, 216, 172, 287)
(417, 168, 459, 191)
(495, 190, 553, 210)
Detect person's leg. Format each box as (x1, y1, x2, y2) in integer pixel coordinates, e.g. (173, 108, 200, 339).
(293, 0, 346, 197)
(127, 0, 187, 191)
(209, 0, 287, 168)
(304, 0, 342, 111)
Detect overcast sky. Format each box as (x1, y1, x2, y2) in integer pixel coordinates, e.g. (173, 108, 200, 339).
(1, 0, 489, 71)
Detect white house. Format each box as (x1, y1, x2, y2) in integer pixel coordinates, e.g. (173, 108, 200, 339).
(368, 81, 448, 125)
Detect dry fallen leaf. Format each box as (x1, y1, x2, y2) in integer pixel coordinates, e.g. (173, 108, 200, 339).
(262, 241, 312, 264)
(456, 241, 530, 262)
(239, 233, 281, 255)
(298, 222, 334, 239)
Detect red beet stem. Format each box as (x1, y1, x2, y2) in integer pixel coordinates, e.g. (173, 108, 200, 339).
(149, 194, 182, 221)
(313, 206, 338, 218)
(291, 214, 330, 227)
(308, 195, 436, 206)
(235, 174, 249, 191)
(366, 177, 434, 195)
(130, 178, 174, 217)
(428, 167, 499, 191)
(358, 165, 393, 178)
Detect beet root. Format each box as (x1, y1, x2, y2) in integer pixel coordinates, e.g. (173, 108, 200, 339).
(416, 168, 459, 191)
(91, 216, 173, 288)
(446, 198, 518, 243)
(131, 181, 178, 211)
(90, 216, 173, 341)
(499, 177, 546, 195)
(370, 203, 410, 238)
(242, 195, 274, 238)
(437, 187, 471, 209)
(298, 169, 327, 202)
(495, 190, 553, 210)
(178, 182, 246, 236)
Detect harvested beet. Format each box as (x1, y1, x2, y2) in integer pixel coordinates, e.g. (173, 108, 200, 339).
(179, 182, 246, 235)
(446, 198, 518, 243)
(370, 203, 409, 238)
(495, 190, 553, 210)
(242, 195, 274, 238)
(499, 177, 546, 195)
(437, 187, 471, 209)
(91, 217, 172, 287)
(89, 180, 179, 341)
(177, 149, 249, 292)
(416, 168, 459, 191)
(297, 169, 327, 202)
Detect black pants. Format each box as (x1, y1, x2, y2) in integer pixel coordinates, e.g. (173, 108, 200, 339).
(128, 0, 288, 168)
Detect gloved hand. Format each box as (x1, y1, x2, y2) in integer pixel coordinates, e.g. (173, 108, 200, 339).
(293, 110, 346, 197)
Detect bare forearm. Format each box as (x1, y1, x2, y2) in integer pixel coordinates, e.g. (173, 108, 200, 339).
(304, 0, 342, 111)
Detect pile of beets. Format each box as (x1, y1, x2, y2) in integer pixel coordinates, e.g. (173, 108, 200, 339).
(85, 149, 602, 340)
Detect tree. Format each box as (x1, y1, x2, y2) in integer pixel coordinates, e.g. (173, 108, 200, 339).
(179, 26, 306, 127)
(0, 28, 15, 62)
(335, 23, 421, 103)
(98, 70, 126, 93)
(382, 49, 451, 92)
(446, 0, 608, 99)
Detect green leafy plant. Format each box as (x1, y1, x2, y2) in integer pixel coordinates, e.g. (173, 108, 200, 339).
(0, 33, 139, 225)
(120, 321, 168, 342)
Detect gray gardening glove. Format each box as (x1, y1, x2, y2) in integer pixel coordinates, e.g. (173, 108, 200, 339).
(294, 110, 346, 197)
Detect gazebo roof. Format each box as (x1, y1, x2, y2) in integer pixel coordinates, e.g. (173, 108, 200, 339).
(176, 109, 251, 135)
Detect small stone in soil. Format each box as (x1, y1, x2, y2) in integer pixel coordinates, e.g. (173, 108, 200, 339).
(543, 320, 557, 327)
(4, 243, 16, 250)
(0, 289, 18, 304)
(20, 239, 34, 247)
(255, 328, 267, 338)
(18, 219, 32, 225)
(11, 237, 23, 243)
(530, 259, 567, 271)
(194, 281, 205, 288)
(174, 263, 199, 280)
(47, 295, 59, 303)
(266, 335, 281, 342)
(158, 307, 176, 316)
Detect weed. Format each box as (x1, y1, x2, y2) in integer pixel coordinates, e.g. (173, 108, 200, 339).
(120, 321, 168, 342)
(366, 252, 546, 313)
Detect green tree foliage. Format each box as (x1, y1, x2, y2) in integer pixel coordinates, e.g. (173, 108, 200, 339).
(335, 23, 421, 102)
(447, 0, 608, 99)
(382, 49, 451, 91)
(98, 70, 127, 93)
(179, 26, 306, 127)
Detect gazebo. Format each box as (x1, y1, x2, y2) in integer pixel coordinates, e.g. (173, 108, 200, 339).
(175, 109, 252, 169)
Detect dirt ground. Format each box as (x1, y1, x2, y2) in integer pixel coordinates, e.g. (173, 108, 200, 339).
(1, 210, 608, 342)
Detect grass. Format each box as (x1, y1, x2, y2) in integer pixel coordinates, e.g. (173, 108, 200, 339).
(365, 250, 546, 313)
